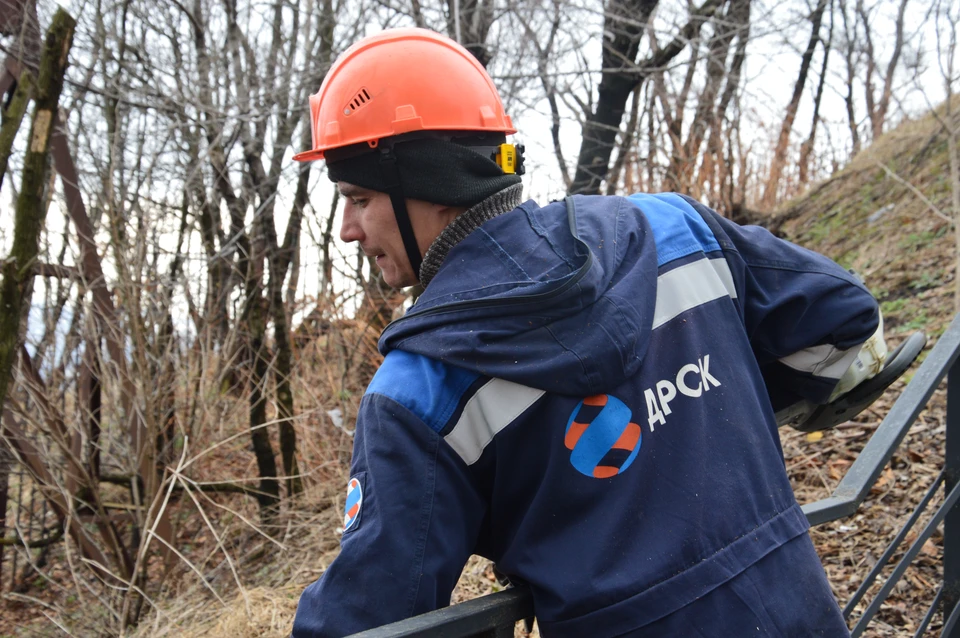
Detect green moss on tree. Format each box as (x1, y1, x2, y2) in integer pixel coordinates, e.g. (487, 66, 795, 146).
(0, 8, 75, 414)
(0, 70, 33, 192)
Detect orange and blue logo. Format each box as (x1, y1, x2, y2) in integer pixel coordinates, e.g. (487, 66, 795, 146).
(343, 477, 363, 532)
(565, 395, 642, 478)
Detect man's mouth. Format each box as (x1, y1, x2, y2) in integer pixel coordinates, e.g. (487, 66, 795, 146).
(363, 248, 385, 262)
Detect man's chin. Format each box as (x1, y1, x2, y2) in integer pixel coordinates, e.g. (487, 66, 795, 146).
(382, 272, 416, 289)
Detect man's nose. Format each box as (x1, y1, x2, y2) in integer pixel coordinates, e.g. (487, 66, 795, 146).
(340, 205, 362, 243)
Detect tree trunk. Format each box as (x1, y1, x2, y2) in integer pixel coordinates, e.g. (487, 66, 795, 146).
(606, 85, 642, 195)
(0, 442, 10, 589)
(79, 344, 102, 481)
(761, 0, 828, 208)
(271, 162, 309, 498)
(646, 86, 657, 189)
(799, 0, 834, 185)
(869, 0, 908, 139)
(245, 273, 281, 521)
(571, 0, 724, 195)
(839, 0, 861, 155)
(569, 0, 660, 195)
(0, 8, 74, 415)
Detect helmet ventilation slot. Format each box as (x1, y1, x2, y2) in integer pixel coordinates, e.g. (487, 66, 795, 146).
(344, 88, 372, 116)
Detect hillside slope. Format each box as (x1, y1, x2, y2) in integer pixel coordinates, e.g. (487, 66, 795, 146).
(773, 101, 959, 636)
(774, 102, 959, 343)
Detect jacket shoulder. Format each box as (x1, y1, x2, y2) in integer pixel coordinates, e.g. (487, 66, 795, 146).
(366, 350, 482, 434)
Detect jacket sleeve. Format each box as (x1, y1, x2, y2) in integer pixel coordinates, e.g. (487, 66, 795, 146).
(291, 392, 486, 637)
(688, 199, 880, 409)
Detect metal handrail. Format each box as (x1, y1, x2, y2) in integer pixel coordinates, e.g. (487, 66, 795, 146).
(348, 588, 533, 638)
(349, 315, 960, 637)
(803, 327, 958, 525)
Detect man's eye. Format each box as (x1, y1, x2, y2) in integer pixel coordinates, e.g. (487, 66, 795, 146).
(351, 198, 367, 208)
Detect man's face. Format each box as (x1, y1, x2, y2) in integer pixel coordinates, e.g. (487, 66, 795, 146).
(338, 182, 460, 288)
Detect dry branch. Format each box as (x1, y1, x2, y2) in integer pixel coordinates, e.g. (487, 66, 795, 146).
(0, 523, 64, 547)
(569, 0, 724, 195)
(1, 408, 113, 577)
(875, 160, 953, 226)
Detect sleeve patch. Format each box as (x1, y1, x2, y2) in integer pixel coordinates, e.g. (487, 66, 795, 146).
(343, 474, 365, 533)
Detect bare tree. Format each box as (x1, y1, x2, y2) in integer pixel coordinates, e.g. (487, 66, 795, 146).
(798, 0, 834, 185)
(569, 0, 660, 195)
(3, 0, 953, 631)
(570, 0, 725, 195)
(839, 0, 862, 155)
(761, 0, 828, 209)
(858, 0, 909, 141)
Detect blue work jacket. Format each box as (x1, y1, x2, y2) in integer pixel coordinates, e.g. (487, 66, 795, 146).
(293, 193, 874, 637)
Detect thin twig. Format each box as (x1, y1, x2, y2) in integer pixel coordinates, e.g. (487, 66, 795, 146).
(188, 479, 286, 550)
(875, 161, 954, 225)
(176, 474, 251, 615)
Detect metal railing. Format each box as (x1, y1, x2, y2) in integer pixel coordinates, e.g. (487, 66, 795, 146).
(351, 315, 960, 638)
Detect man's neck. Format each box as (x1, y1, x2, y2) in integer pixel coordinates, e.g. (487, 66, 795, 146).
(419, 183, 524, 286)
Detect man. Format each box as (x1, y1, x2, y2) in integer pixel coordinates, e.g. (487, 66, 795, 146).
(292, 28, 876, 637)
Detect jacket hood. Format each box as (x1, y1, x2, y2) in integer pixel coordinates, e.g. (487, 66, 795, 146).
(379, 195, 658, 395)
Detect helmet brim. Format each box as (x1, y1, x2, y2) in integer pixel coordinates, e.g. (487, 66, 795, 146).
(293, 149, 325, 163)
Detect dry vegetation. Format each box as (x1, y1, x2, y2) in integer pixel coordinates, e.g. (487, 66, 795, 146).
(54, 104, 960, 638)
(0, 0, 957, 632)
(0, 110, 957, 638)
(0, 322, 376, 637)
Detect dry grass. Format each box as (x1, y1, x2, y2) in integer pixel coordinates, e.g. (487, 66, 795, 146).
(0, 311, 380, 638)
(120, 326, 376, 638)
(172, 586, 303, 638)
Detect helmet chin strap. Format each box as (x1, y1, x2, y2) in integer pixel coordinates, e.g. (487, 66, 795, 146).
(378, 146, 423, 281)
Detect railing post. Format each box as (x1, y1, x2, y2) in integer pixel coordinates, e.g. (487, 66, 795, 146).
(944, 363, 960, 631)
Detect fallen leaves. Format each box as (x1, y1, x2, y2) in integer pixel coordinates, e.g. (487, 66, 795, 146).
(783, 388, 948, 636)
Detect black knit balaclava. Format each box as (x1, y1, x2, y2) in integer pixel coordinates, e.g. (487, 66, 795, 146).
(326, 136, 521, 207)
(326, 135, 522, 281)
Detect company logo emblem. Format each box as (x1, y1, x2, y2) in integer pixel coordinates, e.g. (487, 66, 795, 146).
(564, 395, 641, 479)
(343, 477, 363, 532)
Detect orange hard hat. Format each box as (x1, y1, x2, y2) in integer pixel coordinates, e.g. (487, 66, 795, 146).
(293, 28, 516, 162)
